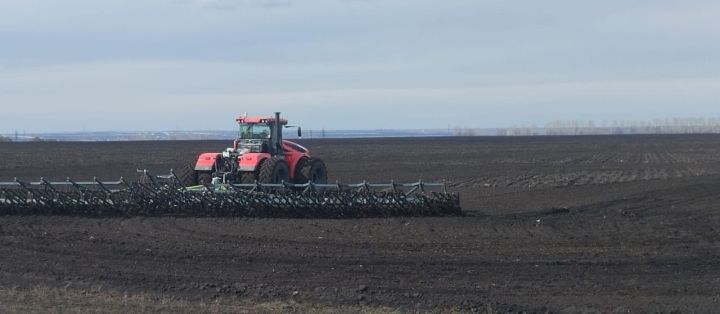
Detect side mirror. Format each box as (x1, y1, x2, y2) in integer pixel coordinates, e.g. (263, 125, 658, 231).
(297, 127, 302, 138)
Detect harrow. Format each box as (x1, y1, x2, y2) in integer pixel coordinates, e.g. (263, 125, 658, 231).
(0, 170, 461, 218)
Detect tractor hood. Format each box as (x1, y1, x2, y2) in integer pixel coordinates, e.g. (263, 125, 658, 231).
(283, 140, 309, 154)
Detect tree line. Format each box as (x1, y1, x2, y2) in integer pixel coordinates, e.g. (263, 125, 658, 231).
(453, 117, 720, 136)
(0, 135, 57, 142)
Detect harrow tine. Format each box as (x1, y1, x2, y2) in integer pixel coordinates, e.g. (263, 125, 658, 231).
(0, 170, 461, 218)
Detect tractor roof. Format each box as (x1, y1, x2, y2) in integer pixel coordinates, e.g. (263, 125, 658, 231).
(236, 115, 288, 125)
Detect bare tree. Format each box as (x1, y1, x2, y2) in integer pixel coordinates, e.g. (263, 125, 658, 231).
(455, 117, 720, 137)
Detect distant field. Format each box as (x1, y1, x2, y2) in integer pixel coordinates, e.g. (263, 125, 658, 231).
(1, 134, 719, 312)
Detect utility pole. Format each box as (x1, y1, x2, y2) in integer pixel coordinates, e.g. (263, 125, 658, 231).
(14, 130, 18, 142)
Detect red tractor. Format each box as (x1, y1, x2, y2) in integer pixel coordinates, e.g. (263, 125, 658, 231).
(192, 112, 328, 185)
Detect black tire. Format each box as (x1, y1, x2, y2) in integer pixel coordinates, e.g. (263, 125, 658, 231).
(240, 172, 257, 184)
(293, 158, 310, 184)
(258, 156, 290, 184)
(177, 163, 199, 186)
(197, 171, 213, 185)
(302, 158, 328, 184)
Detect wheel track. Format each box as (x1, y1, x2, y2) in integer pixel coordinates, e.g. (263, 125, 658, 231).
(453, 167, 720, 189)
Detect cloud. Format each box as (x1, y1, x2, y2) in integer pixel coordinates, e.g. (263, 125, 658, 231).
(600, 2, 720, 33)
(0, 0, 719, 132)
(1, 59, 719, 132)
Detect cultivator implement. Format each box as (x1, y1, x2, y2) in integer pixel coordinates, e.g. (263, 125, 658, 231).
(0, 170, 461, 218)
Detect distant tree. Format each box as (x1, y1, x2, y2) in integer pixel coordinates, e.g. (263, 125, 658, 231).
(29, 136, 57, 142)
(453, 126, 462, 136)
(454, 116, 720, 138)
(0, 135, 12, 142)
(452, 126, 478, 136)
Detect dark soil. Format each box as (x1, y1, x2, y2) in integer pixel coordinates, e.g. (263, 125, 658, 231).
(1, 135, 719, 312)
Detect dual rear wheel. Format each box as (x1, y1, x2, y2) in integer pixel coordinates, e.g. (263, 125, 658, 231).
(184, 156, 328, 186)
(256, 157, 328, 184)
(259, 156, 290, 184)
(178, 164, 212, 186)
(296, 158, 328, 184)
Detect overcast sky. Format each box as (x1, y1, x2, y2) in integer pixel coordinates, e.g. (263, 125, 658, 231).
(1, 0, 719, 132)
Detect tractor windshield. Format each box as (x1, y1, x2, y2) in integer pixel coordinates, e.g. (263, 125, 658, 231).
(239, 123, 271, 139)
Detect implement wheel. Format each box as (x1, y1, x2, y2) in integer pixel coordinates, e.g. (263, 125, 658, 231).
(259, 156, 290, 184)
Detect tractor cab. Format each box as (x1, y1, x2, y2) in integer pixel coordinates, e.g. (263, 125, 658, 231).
(236, 123, 271, 154)
(233, 115, 288, 155)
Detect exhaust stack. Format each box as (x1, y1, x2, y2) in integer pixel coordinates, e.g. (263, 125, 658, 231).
(274, 112, 283, 156)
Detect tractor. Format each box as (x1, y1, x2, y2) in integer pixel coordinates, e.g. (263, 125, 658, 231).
(191, 112, 328, 185)
(0, 111, 462, 217)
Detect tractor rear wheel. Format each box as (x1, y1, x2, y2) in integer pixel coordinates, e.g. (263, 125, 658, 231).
(258, 157, 290, 184)
(293, 158, 310, 184)
(177, 164, 198, 186)
(240, 172, 256, 184)
(302, 158, 328, 184)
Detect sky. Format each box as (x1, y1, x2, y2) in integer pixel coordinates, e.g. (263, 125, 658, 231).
(1, 0, 719, 132)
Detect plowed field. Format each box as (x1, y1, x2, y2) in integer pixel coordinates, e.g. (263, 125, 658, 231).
(1, 135, 719, 313)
